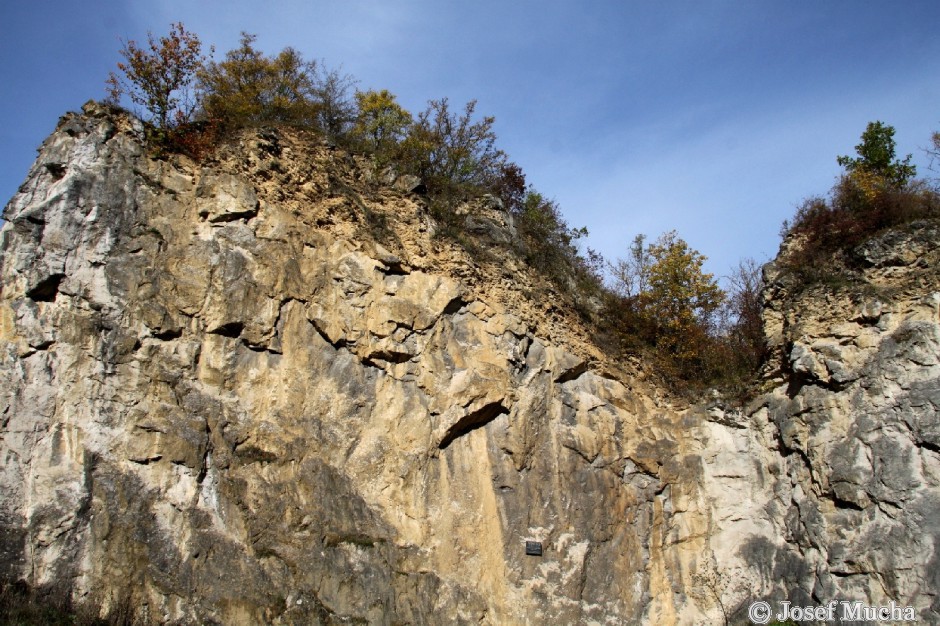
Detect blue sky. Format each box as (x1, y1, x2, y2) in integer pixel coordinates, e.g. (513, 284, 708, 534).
(2, 1, 939, 282)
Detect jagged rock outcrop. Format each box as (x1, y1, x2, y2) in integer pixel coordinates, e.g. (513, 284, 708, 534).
(0, 103, 715, 624)
(1, 102, 938, 624)
(693, 225, 940, 622)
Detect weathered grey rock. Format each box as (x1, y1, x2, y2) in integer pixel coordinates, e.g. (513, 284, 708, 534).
(854, 221, 939, 268)
(393, 174, 425, 194)
(196, 170, 259, 222)
(691, 224, 940, 623)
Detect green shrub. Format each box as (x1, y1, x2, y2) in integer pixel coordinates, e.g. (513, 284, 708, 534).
(837, 120, 916, 189)
(399, 98, 506, 198)
(515, 192, 586, 271)
(350, 89, 412, 158)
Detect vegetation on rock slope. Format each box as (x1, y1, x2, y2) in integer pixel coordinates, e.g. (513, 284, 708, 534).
(104, 23, 939, 396)
(780, 120, 939, 286)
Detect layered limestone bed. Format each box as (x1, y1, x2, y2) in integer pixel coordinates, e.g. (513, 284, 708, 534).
(0, 102, 938, 624)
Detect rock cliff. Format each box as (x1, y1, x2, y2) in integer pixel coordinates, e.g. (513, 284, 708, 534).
(1, 102, 938, 624)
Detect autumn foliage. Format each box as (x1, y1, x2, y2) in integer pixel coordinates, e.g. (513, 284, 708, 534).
(643, 232, 724, 359)
(602, 232, 760, 387)
(105, 23, 773, 391)
(106, 22, 207, 130)
(198, 33, 323, 129)
(350, 89, 412, 156)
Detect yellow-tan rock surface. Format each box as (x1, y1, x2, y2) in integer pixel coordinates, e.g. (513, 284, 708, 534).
(2, 102, 938, 624)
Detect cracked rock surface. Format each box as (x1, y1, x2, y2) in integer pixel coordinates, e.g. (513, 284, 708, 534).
(693, 225, 940, 622)
(0, 104, 712, 625)
(1, 102, 939, 624)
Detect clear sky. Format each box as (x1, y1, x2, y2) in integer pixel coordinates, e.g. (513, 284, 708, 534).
(2, 1, 938, 282)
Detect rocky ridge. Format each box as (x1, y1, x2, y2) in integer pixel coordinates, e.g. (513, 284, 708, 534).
(0, 102, 938, 624)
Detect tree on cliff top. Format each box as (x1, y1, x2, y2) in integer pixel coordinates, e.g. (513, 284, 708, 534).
(198, 33, 321, 128)
(351, 89, 412, 157)
(608, 231, 728, 383)
(837, 120, 916, 191)
(399, 98, 506, 195)
(643, 231, 724, 355)
(106, 22, 208, 129)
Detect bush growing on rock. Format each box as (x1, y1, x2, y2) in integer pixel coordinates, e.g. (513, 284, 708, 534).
(198, 33, 322, 128)
(488, 162, 527, 213)
(602, 235, 765, 391)
(350, 89, 413, 159)
(782, 121, 939, 283)
(399, 98, 507, 198)
(644, 231, 724, 353)
(606, 231, 731, 383)
(722, 257, 766, 376)
(311, 66, 358, 142)
(837, 120, 916, 191)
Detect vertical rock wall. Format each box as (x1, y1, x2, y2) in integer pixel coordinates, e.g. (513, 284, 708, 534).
(0, 104, 716, 624)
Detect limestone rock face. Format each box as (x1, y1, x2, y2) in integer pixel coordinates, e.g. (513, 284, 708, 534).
(0, 104, 715, 625)
(1, 103, 939, 624)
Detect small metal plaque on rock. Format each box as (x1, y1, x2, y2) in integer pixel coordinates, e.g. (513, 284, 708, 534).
(525, 541, 543, 556)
